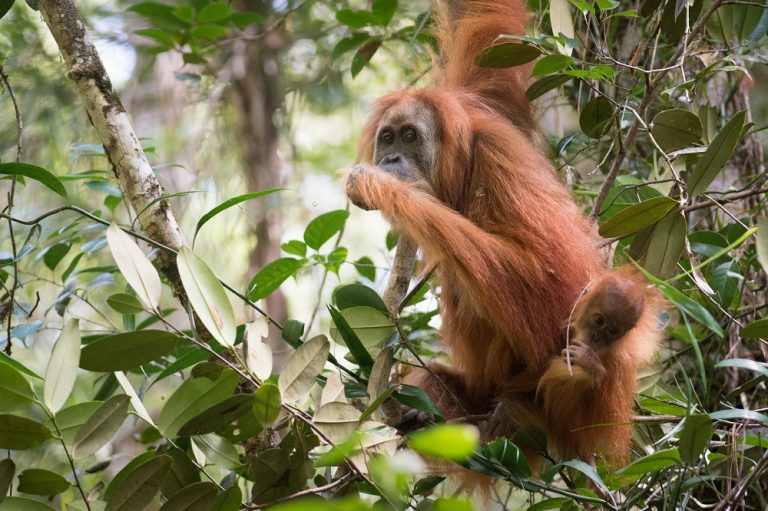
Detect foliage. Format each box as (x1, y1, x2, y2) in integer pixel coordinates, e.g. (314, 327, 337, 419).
(0, 0, 768, 509)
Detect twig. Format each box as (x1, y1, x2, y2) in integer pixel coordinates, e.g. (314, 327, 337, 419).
(243, 473, 354, 509)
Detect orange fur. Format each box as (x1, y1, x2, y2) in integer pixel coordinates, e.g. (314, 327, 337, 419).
(346, 0, 664, 468)
(537, 268, 664, 465)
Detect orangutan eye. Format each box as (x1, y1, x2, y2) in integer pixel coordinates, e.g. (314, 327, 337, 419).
(379, 129, 394, 145)
(593, 314, 605, 326)
(402, 127, 417, 142)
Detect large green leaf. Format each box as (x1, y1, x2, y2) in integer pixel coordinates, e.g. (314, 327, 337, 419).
(79, 330, 178, 371)
(475, 42, 541, 68)
(72, 394, 130, 458)
(410, 424, 479, 461)
(0, 162, 67, 197)
(531, 54, 573, 76)
(740, 319, 768, 340)
(0, 363, 34, 412)
(157, 369, 239, 438)
(0, 458, 15, 505)
(650, 109, 703, 152)
(159, 482, 218, 511)
(0, 497, 56, 511)
(247, 257, 304, 301)
(278, 335, 329, 403)
(105, 454, 173, 511)
(332, 284, 388, 314)
(579, 97, 613, 138)
(687, 111, 746, 196)
(618, 448, 681, 475)
(714, 358, 768, 377)
(17, 469, 71, 495)
(598, 197, 678, 238)
(106, 223, 161, 311)
(177, 394, 254, 436)
(209, 486, 242, 511)
(43, 318, 81, 413)
(49, 401, 102, 446)
(328, 306, 377, 371)
(103, 451, 157, 501)
(678, 414, 713, 464)
(631, 212, 687, 279)
(0, 415, 52, 450)
(177, 247, 237, 348)
(303, 210, 349, 250)
(710, 409, 768, 425)
(525, 74, 570, 101)
(193, 189, 282, 244)
(252, 383, 281, 426)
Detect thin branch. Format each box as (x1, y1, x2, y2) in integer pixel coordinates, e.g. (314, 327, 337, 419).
(243, 473, 354, 509)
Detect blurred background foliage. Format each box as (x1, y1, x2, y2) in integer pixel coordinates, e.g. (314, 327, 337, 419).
(0, 0, 767, 509)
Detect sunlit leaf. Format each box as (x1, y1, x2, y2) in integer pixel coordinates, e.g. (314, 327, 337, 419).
(106, 223, 161, 310)
(247, 257, 304, 301)
(618, 448, 681, 475)
(710, 409, 768, 425)
(756, 217, 768, 273)
(106, 293, 145, 314)
(714, 357, 768, 377)
(550, 0, 575, 54)
(0, 363, 34, 412)
(315, 402, 361, 443)
(245, 318, 272, 380)
(410, 424, 479, 461)
(43, 318, 80, 413)
(328, 306, 377, 371)
(531, 54, 572, 76)
(177, 247, 236, 347)
(304, 210, 350, 250)
(278, 335, 329, 403)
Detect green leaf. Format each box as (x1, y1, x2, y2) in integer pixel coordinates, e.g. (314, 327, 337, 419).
(43, 242, 70, 270)
(413, 476, 446, 495)
(0, 415, 52, 450)
(49, 401, 102, 446)
(157, 369, 239, 438)
(688, 111, 746, 196)
(372, 0, 397, 25)
(484, 437, 532, 479)
(106, 223, 162, 311)
(194, 189, 282, 244)
(351, 40, 382, 77)
(333, 284, 388, 314)
(43, 318, 81, 413)
(0, 497, 56, 510)
(710, 409, 768, 425)
(714, 358, 768, 377)
(0, 353, 41, 380)
(618, 448, 681, 475)
(679, 414, 713, 464)
(103, 451, 157, 501)
(330, 306, 393, 351)
(741, 318, 768, 340)
(328, 306, 377, 372)
(528, 498, 572, 511)
(177, 247, 237, 347)
(278, 335, 330, 403)
(579, 96, 613, 138)
(525, 74, 571, 101)
(190, 23, 228, 39)
(197, 2, 232, 22)
(531, 54, 573, 76)
(281, 240, 307, 257)
(631, 211, 687, 279)
(394, 384, 443, 419)
(105, 454, 173, 511)
(650, 109, 703, 152)
(252, 383, 281, 426)
(354, 256, 376, 281)
(599, 197, 678, 238)
(17, 469, 70, 495)
(281, 319, 305, 348)
(332, 32, 371, 60)
(247, 257, 304, 301)
(107, 293, 145, 314)
(0, 458, 15, 504)
(304, 210, 349, 250)
(72, 394, 130, 458)
(79, 330, 178, 372)
(560, 459, 608, 492)
(177, 394, 254, 436)
(209, 486, 242, 511)
(475, 43, 541, 68)
(135, 28, 176, 47)
(159, 482, 218, 511)
(336, 8, 377, 28)
(0, 163, 67, 197)
(0, 363, 34, 412)
(194, 434, 241, 469)
(410, 424, 479, 461)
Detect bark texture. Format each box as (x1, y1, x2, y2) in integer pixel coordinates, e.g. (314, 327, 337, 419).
(39, 0, 187, 296)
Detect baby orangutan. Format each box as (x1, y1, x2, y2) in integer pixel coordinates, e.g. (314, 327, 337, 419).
(536, 267, 664, 466)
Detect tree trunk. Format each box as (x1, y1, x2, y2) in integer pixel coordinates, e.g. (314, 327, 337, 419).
(230, 1, 290, 369)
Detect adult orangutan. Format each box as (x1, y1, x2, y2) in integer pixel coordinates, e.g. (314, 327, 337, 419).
(344, 0, 663, 465)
